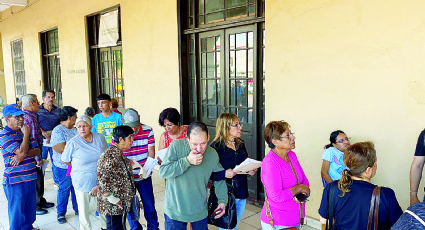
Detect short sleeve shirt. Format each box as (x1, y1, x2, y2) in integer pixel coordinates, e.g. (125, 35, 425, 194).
(319, 180, 402, 230)
(0, 126, 39, 184)
(321, 147, 346, 180)
(121, 124, 155, 181)
(91, 112, 123, 145)
(61, 133, 108, 192)
(414, 129, 425, 156)
(50, 124, 78, 169)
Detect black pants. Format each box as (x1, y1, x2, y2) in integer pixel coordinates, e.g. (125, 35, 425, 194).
(106, 214, 126, 230)
(36, 167, 46, 207)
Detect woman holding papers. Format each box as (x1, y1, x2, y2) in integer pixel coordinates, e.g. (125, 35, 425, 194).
(211, 113, 258, 230)
(261, 121, 310, 230)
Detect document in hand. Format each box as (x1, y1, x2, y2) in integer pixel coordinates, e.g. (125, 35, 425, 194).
(156, 148, 168, 161)
(142, 157, 158, 179)
(233, 158, 262, 174)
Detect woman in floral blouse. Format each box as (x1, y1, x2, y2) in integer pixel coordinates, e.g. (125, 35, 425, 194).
(97, 125, 140, 230)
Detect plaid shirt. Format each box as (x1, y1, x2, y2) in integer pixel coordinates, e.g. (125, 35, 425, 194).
(23, 109, 42, 162)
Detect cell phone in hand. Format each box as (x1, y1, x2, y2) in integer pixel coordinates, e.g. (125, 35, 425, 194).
(295, 193, 309, 203)
(211, 207, 224, 218)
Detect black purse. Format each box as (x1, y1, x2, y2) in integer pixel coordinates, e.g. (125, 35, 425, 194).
(207, 182, 237, 229)
(325, 183, 337, 230)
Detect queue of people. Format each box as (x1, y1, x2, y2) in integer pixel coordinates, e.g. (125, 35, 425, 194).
(2, 90, 425, 230)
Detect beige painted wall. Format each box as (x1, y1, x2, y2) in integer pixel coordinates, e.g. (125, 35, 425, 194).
(0, 33, 6, 104)
(266, 0, 425, 218)
(0, 0, 180, 139)
(2, 0, 425, 222)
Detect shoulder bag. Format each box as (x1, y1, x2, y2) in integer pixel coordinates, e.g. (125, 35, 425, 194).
(263, 158, 306, 230)
(367, 186, 381, 230)
(207, 180, 238, 229)
(325, 182, 337, 230)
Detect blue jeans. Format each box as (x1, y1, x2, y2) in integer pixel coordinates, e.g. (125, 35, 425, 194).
(42, 146, 53, 161)
(127, 176, 159, 230)
(3, 180, 37, 230)
(53, 166, 78, 215)
(219, 198, 246, 230)
(164, 214, 208, 230)
(107, 214, 126, 230)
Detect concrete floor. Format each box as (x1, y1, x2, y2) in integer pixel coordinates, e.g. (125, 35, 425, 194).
(0, 162, 318, 230)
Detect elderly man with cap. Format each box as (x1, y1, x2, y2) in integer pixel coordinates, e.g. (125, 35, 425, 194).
(0, 104, 41, 230)
(120, 108, 159, 230)
(92, 93, 123, 146)
(61, 115, 108, 230)
(22, 93, 55, 215)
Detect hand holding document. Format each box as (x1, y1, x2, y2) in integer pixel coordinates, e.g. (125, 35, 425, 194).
(140, 157, 158, 179)
(156, 148, 168, 161)
(233, 158, 262, 174)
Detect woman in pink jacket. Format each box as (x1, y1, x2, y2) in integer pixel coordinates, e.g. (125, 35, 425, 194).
(261, 121, 310, 229)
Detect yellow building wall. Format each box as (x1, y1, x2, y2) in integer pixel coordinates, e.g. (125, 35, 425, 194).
(0, 33, 6, 104)
(2, 0, 425, 222)
(266, 0, 425, 218)
(0, 0, 180, 138)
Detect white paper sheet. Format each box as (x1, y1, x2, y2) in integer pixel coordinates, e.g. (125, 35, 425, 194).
(233, 158, 262, 174)
(156, 148, 168, 161)
(141, 157, 158, 179)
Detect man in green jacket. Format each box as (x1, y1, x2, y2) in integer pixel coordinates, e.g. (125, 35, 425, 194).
(159, 121, 228, 230)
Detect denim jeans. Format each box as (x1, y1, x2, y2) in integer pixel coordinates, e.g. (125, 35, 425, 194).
(107, 214, 127, 230)
(3, 180, 37, 230)
(42, 146, 53, 161)
(52, 166, 78, 215)
(219, 198, 246, 230)
(164, 214, 208, 230)
(127, 176, 159, 230)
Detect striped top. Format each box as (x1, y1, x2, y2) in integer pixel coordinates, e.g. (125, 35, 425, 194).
(122, 124, 155, 181)
(0, 126, 39, 185)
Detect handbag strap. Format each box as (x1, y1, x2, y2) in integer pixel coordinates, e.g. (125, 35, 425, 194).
(264, 187, 275, 228)
(288, 158, 304, 226)
(405, 210, 425, 226)
(118, 149, 136, 193)
(367, 186, 381, 230)
(325, 182, 336, 230)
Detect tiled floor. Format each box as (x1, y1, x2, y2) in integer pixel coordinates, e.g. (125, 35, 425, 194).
(0, 162, 318, 230)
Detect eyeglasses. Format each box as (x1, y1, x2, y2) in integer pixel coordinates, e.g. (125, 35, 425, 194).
(336, 137, 351, 143)
(230, 123, 243, 128)
(280, 133, 295, 140)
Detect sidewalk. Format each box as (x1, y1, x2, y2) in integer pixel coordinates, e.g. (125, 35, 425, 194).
(0, 162, 318, 230)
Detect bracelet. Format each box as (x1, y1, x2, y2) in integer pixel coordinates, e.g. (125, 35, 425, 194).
(410, 191, 418, 193)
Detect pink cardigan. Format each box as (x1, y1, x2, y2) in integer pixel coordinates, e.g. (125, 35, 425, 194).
(261, 150, 310, 227)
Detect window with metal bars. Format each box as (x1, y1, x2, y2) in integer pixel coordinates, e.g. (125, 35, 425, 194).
(40, 28, 62, 107)
(11, 39, 27, 102)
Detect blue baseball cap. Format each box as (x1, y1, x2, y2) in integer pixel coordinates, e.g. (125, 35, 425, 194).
(2, 104, 24, 117)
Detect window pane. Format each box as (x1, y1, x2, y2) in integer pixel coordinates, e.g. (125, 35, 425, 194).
(236, 79, 247, 106)
(236, 50, 246, 78)
(226, 0, 247, 8)
(216, 51, 221, 78)
(215, 36, 221, 51)
(207, 53, 215, 78)
(248, 5, 255, 16)
(230, 80, 236, 105)
(202, 80, 207, 102)
(248, 79, 253, 107)
(248, 49, 253, 77)
(230, 51, 236, 77)
(199, 0, 205, 14)
(226, 7, 247, 20)
(201, 53, 207, 78)
(248, 31, 253, 48)
(205, 0, 224, 13)
(236, 33, 247, 48)
(207, 80, 217, 104)
(208, 106, 217, 118)
(207, 37, 215, 52)
(206, 12, 224, 24)
(230, 34, 236, 49)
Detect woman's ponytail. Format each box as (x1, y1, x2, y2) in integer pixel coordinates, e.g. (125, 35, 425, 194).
(338, 169, 353, 197)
